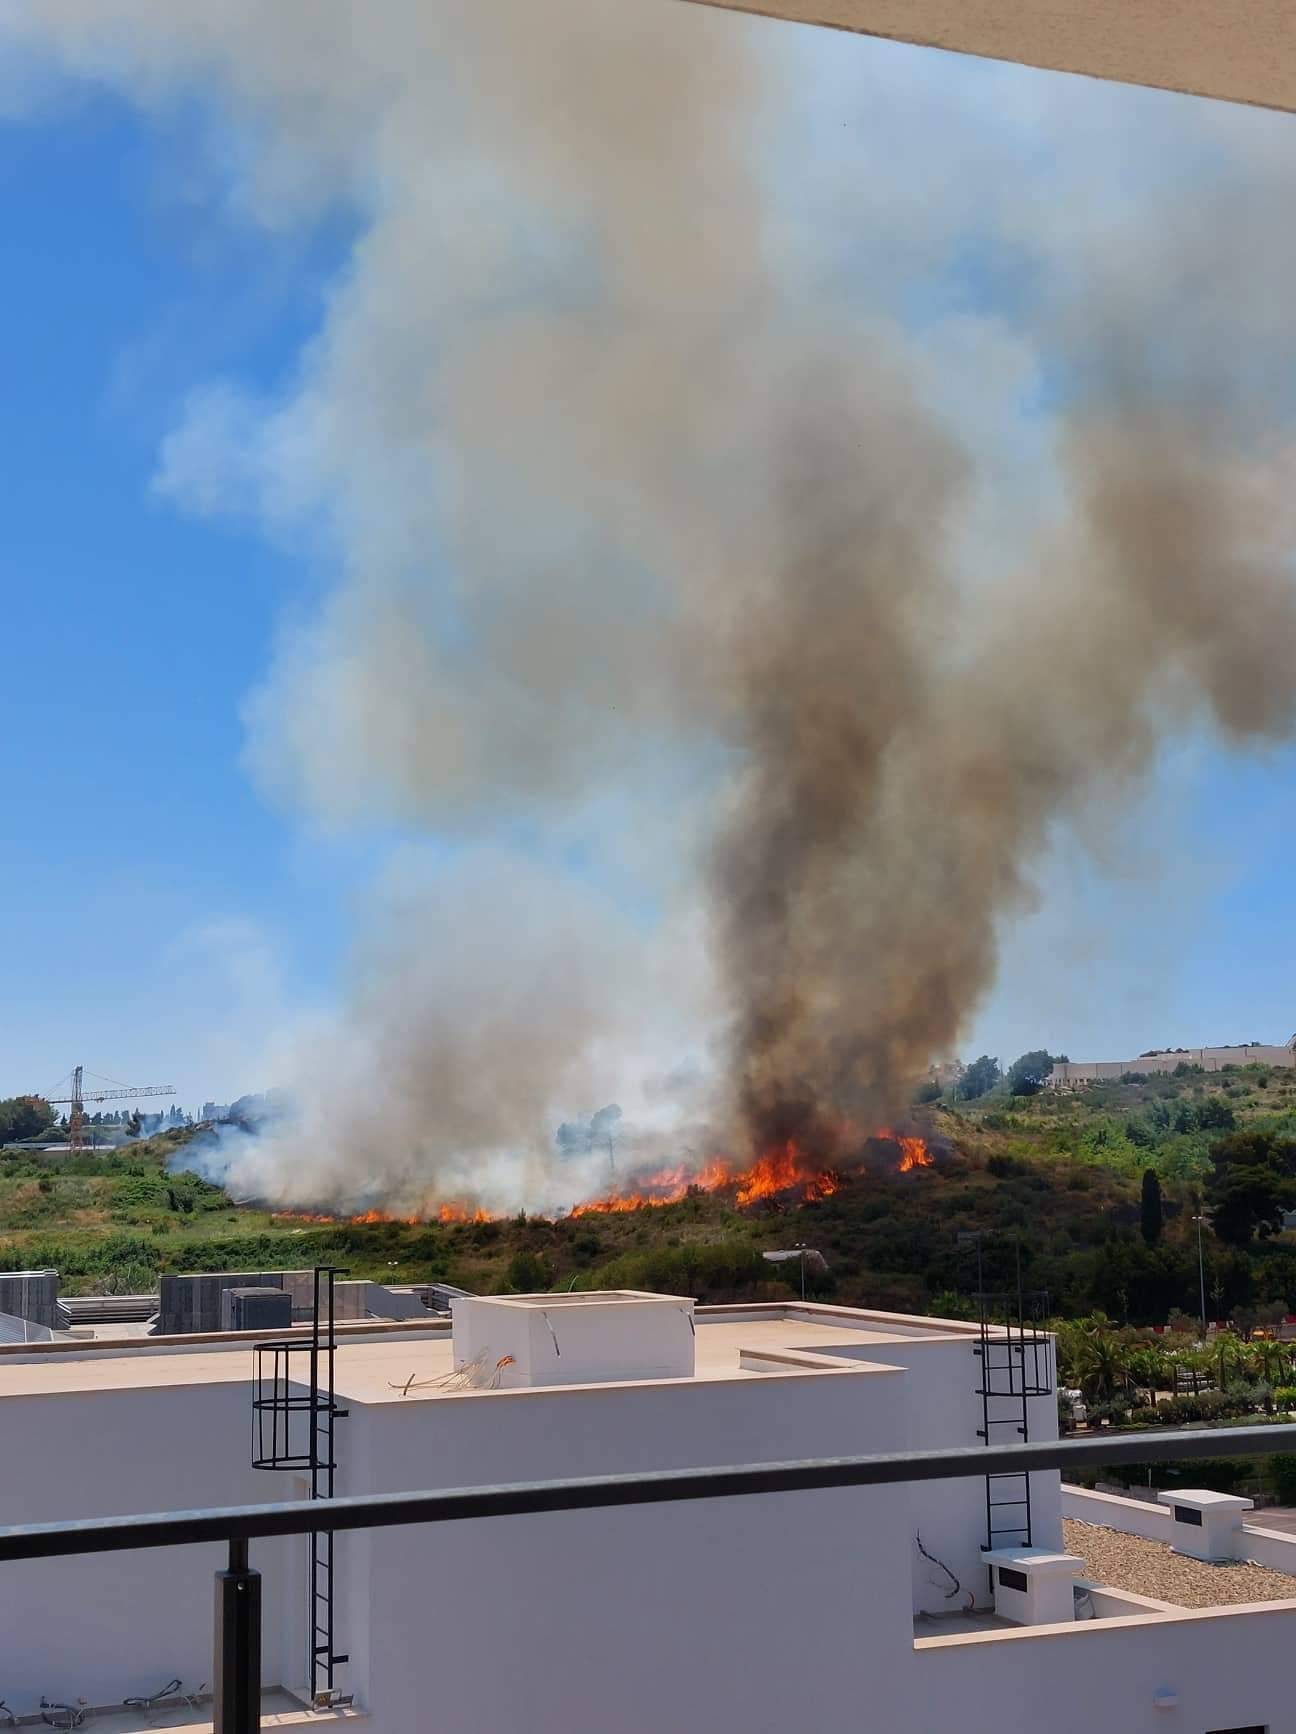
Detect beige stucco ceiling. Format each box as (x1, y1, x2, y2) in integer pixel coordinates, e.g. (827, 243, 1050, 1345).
(680, 0, 1296, 113)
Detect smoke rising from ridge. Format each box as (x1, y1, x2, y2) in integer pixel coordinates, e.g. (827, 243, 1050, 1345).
(10, 1, 1296, 1207)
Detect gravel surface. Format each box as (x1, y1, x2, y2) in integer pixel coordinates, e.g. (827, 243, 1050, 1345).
(1063, 1518, 1296, 1608)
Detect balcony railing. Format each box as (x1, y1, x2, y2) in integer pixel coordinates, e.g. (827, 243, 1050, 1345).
(2, 1424, 1294, 1733)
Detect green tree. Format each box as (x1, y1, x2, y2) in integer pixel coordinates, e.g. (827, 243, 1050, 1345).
(1006, 1050, 1057, 1097)
(0, 1096, 56, 1144)
(1206, 1129, 1296, 1246)
(505, 1250, 547, 1291)
(1268, 1454, 1296, 1506)
(959, 1055, 1002, 1100)
(1209, 1168, 1289, 1246)
(1198, 1096, 1236, 1132)
(1072, 1321, 1130, 1403)
(1140, 1169, 1163, 1246)
(1174, 1100, 1199, 1134)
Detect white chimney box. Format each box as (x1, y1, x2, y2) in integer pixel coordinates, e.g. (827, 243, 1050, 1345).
(983, 1547, 1082, 1626)
(1157, 1488, 1253, 1561)
(450, 1290, 696, 1389)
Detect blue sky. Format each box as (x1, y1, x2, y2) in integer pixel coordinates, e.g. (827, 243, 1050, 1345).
(0, 86, 359, 1107)
(2, 16, 1295, 1121)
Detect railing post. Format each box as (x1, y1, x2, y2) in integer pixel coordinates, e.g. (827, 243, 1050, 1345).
(214, 1534, 261, 1734)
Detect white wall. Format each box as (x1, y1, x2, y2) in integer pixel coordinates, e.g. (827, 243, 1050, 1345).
(1233, 1522, 1296, 1575)
(915, 1602, 1296, 1732)
(1062, 1484, 1172, 1542)
(372, 1487, 917, 1734)
(451, 1293, 695, 1387)
(0, 1315, 1078, 1734)
(1077, 1580, 1178, 1617)
(822, 1336, 1061, 1614)
(347, 1366, 921, 1734)
(0, 1381, 295, 1705)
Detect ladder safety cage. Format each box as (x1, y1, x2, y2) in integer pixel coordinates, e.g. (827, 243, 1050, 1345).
(973, 1288, 1053, 1553)
(250, 1267, 350, 1703)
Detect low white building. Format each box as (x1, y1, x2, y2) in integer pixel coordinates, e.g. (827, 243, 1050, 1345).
(0, 1290, 1293, 1733)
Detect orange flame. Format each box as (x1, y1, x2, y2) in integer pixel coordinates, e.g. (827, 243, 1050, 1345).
(732, 1140, 833, 1206)
(571, 1164, 696, 1217)
(437, 1202, 493, 1225)
(892, 1132, 934, 1172)
(274, 1202, 490, 1227)
(272, 1127, 930, 1225)
(570, 1144, 843, 1216)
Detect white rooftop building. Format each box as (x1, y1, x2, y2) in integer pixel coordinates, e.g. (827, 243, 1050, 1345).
(1, 1289, 1293, 1733)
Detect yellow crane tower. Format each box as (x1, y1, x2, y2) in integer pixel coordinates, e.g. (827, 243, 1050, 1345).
(45, 1066, 176, 1154)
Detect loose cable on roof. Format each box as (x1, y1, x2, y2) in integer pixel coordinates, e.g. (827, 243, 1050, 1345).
(388, 1351, 516, 1395)
(915, 1531, 963, 1603)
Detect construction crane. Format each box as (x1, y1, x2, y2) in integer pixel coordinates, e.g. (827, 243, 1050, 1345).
(45, 1066, 176, 1155)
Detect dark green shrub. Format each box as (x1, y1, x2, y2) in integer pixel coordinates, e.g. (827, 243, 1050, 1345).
(1267, 1453, 1296, 1505)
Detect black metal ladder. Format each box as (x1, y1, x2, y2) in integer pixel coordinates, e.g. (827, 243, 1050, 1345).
(251, 1267, 349, 1701)
(973, 1289, 1052, 1551)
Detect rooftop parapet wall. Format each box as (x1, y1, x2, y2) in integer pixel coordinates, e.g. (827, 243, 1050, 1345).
(914, 1597, 1296, 1733)
(450, 1290, 697, 1388)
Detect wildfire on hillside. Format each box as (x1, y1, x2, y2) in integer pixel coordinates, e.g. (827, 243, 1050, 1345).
(570, 1129, 931, 1217)
(348, 1201, 492, 1226)
(894, 1132, 934, 1172)
(436, 1202, 493, 1225)
(274, 1201, 489, 1227)
(269, 1127, 934, 1226)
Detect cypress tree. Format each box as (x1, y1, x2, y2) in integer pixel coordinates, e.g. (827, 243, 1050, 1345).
(1140, 1168, 1163, 1247)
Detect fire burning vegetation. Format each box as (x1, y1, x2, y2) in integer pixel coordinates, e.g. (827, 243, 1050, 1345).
(571, 1127, 934, 1217)
(273, 1130, 935, 1227)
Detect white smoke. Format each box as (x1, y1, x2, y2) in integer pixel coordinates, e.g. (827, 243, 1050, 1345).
(7, 2, 1296, 1208)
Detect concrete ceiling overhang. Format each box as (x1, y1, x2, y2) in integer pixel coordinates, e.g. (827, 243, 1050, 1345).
(679, 0, 1296, 113)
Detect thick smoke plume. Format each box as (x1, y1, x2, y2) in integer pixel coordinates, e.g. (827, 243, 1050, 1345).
(10, 1, 1296, 1207)
(719, 410, 1296, 1155)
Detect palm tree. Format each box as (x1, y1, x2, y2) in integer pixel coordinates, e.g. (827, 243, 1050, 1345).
(1071, 1320, 1130, 1405)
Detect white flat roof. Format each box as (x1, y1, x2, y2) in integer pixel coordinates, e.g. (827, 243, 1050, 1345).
(0, 1301, 981, 1403)
(332, 1314, 912, 1404)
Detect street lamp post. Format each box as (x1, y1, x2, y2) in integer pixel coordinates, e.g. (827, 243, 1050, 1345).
(762, 1245, 826, 1301)
(957, 1230, 985, 1307)
(1193, 1212, 1208, 1339)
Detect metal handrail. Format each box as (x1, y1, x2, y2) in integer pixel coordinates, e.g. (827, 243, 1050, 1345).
(3, 1423, 1293, 1733)
(1, 1423, 1293, 1563)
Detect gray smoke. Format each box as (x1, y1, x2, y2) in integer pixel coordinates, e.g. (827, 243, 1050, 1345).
(719, 406, 1296, 1159)
(9, 1, 1296, 1207)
